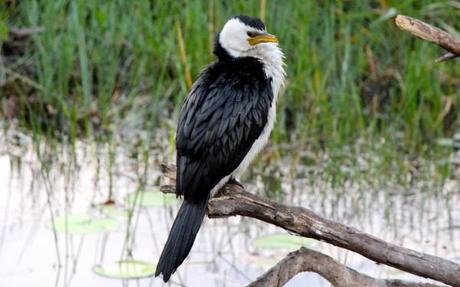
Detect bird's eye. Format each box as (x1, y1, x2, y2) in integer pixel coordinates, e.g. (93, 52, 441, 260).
(247, 31, 257, 37)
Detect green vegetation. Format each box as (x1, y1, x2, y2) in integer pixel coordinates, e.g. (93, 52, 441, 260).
(1, 0, 459, 173)
(49, 214, 119, 235)
(93, 260, 156, 279)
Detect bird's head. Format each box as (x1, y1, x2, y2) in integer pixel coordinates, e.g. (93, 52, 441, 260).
(215, 15, 280, 60)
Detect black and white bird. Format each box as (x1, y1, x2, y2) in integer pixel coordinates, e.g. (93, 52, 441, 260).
(155, 15, 285, 282)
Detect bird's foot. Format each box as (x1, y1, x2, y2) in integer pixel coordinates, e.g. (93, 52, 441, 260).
(228, 178, 244, 189)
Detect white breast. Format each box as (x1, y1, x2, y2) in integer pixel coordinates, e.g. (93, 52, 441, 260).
(210, 43, 286, 195)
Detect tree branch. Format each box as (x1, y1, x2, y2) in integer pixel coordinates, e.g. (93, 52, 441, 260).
(160, 164, 460, 286)
(395, 15, 460, 62)
(248, 247, 442, 287)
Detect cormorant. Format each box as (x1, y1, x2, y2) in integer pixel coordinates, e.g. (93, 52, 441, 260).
(155, 15, 286, 282)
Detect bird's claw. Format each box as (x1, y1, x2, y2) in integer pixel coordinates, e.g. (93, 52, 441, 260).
(228, 178, 244, 189)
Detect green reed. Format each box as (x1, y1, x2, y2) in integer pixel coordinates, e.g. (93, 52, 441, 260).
(1, 0, 459, 175)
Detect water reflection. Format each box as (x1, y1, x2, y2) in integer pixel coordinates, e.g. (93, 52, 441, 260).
(0, 129, 458, 287)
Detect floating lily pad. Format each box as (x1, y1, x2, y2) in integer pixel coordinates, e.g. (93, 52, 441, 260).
(93, 260, 156, 279)
(252, 234, 312, 250)
(125, 191, 177, 208)
(49, 215, 118, 235)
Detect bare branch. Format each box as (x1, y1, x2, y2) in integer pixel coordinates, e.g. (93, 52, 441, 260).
(9, 27, 45, 37)
(395, 15, 460, 62)
(161, 163, 460, 286)
(435, 52, 459, 63)
(248, 247, 443, 287)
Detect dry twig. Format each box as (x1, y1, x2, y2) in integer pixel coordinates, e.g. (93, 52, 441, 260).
(395, 15, 460, 62)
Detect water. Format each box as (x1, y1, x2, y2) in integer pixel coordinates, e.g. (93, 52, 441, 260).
(0, 129, 459, 287)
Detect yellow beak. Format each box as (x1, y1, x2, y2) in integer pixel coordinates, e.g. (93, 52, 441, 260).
(248, 33, 279, 46)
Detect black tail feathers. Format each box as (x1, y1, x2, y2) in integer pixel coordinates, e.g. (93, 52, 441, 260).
(155, 198, 208, 282)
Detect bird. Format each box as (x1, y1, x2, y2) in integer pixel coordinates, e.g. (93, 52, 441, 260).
(155, 15, 285, 282)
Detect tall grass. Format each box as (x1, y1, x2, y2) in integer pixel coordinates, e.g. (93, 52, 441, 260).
(1, 0, 459, 157)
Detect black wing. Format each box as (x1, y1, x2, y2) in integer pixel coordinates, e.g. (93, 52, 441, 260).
(176, 58, 273, 202)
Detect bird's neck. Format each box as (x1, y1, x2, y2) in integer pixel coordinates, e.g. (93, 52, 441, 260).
(248, 45, 286, 98)
(213, 35, 286, 97)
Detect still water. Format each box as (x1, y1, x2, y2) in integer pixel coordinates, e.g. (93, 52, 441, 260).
(0, 129, 459, 287)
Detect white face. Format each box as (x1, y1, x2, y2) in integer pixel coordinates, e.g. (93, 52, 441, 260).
(219, 18, 279, 58)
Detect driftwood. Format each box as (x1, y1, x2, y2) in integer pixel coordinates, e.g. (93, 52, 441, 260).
(248, 248, 442, 287)
(395, 15, 460, 62)
(160, 164, 460, 287)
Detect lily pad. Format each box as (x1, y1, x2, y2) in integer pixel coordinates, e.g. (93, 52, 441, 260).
(125, 191, 177, 208)
(93, 260, 156, 279)
(252, 234, 312, 251)
(49, 215, 118, 235)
